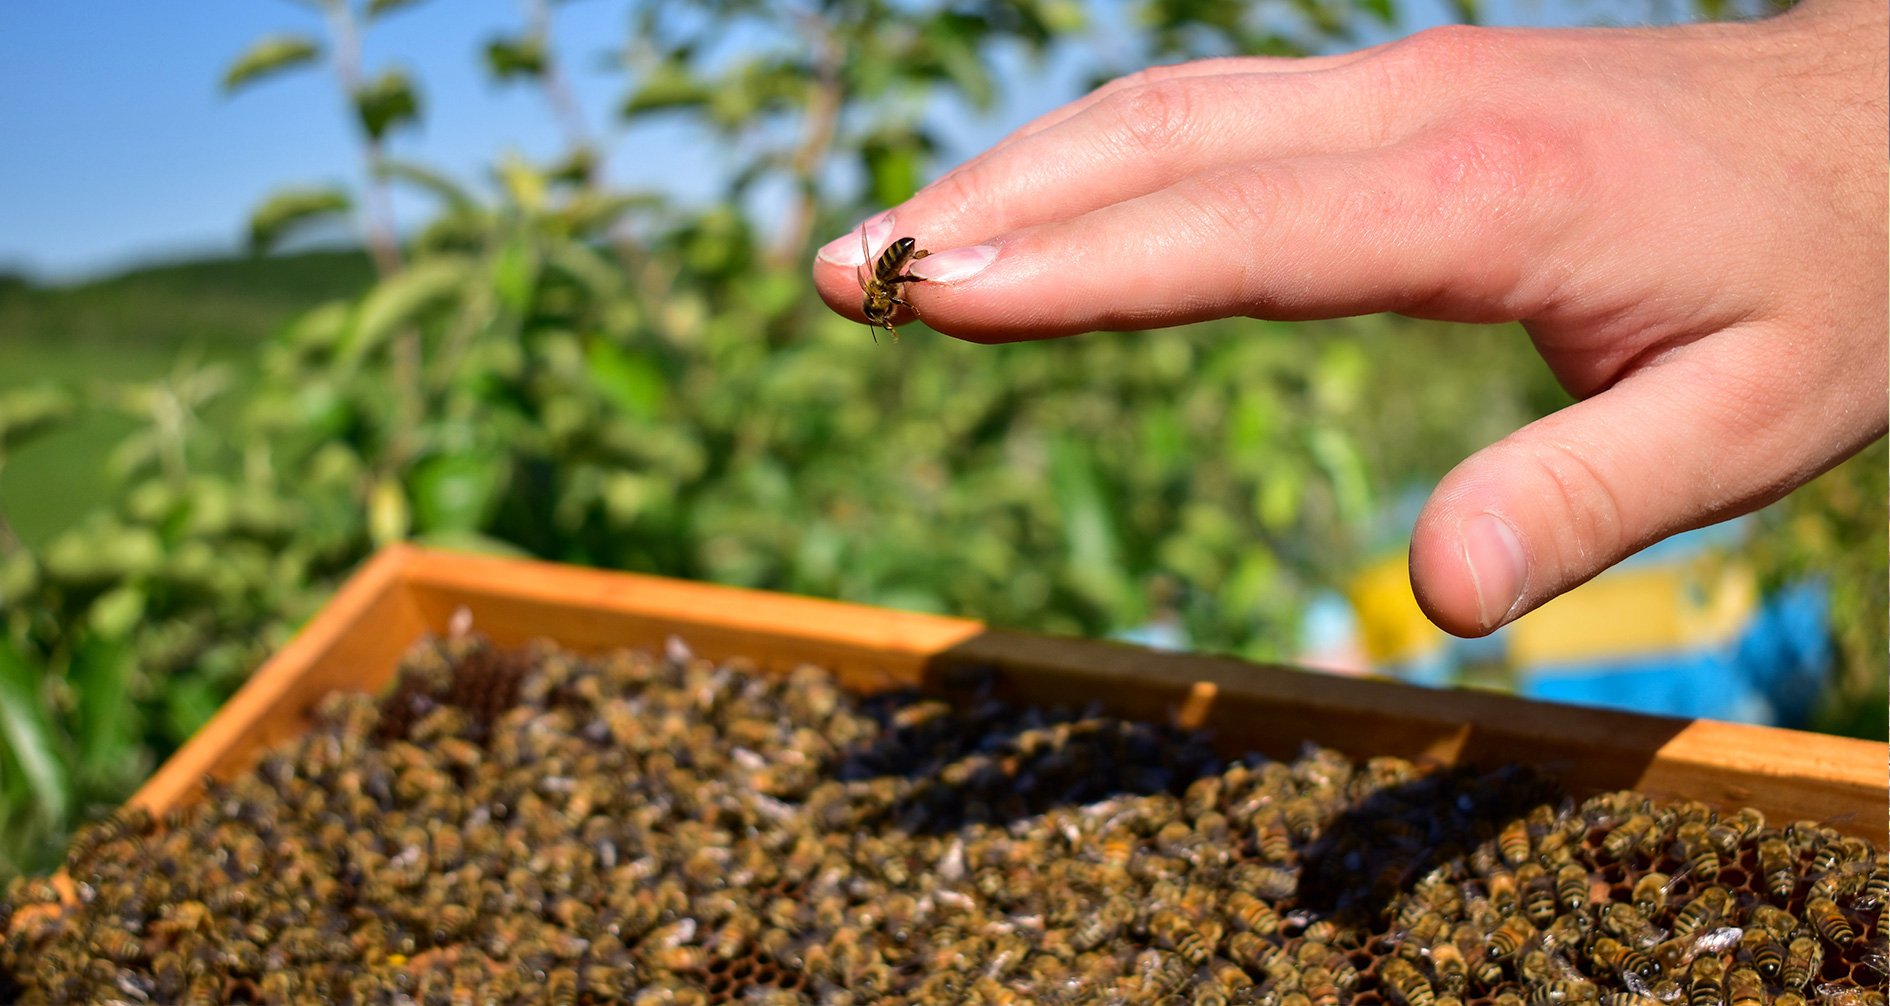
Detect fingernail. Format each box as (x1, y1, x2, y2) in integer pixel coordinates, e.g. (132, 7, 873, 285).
(816, 213, 895, 267)
(909, 244, 998, 283)
(1461, 513, 1525, 631)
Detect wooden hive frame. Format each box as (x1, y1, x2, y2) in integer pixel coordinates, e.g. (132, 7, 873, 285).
(134, 544, 1887, 842)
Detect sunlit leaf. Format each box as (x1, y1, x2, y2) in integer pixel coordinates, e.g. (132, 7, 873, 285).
(247, 187, 353, 255)
(622, 61, 710, 117)
(412, 529, 532, 557)
(222, 35, 321, 93)
(586, 340, 667, 421)
(0, 640, 69, 826)
(490, 237, 537, 315)
(484, 36, 546, 80)
(411, 453, 508, 532)
(862, 138, 922, 207)
(545, 147, 596, 187)
(366, 0, 429, 19)
(70, 635, 141, 791)
(555, 191, 661, 236)
(377, 159, 479, 215)
(0, 385, 77, 452)
(1050, 438, 1135, 618)
(1309, 425, 1373, 527)
(495, 156, 548, 213)
(40, 517, 164, 585)
(368, 476, 411, 545)
(161, 677, 224, 748)
(341, 257, 469, 361)
(354, 67, 421, 141)
(86, 586, 146, 640)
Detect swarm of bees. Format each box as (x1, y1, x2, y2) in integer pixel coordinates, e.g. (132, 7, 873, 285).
(3, 636, 1884, 1005)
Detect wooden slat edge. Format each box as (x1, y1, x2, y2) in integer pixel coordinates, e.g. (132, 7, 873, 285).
(1644, 720, 1888, 842)
(937, 629, 1697, 751)
(125, 545, 422, 815)
(933, 629, 1889, 838)
(400, 547, 987, 660)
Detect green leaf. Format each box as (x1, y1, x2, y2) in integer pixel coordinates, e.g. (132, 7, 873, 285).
(69, 635, 140, 792)
(0, 639, 69, 826)
(862, 138, 923, 208)
(354, 67, 422, 141)
(410, 453, 507, 533)
(1308, 425, 1373, 527)
(411, 529, 532, 558)
(86, 586, 146, 640)
(622, 61, 710, 117)
(545, 147, 597, 187)
(490, 237, 538, 315)
(1050, 438, 1134, 618)
(496, 156, 548, 212)
(247, 187, 353, 255)
(484, 36, 546, 80)
(555, 191, 661, 237)
(0, 384, 77, 452)
(40, 517, 164, 585)
(222, 35, 321, 93)
(366, 0, 429, 19)
(368, 476, 411, 546)
(586, 340, 667, 421)
(161, 675, 224, 748)
(377, 159, 479, 215)
(341, 257, 469, 361)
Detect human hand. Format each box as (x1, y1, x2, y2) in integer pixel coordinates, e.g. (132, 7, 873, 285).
(812, 0, 1887, 637)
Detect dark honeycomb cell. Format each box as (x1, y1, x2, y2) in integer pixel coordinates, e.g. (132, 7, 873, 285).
(6, 635, 1883, 1006)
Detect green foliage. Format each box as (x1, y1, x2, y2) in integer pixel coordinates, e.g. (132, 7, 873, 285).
(1750, 441, 1889, 741)
(246, 187, 354, 255)
(0, 0, 1879, 880)
(353, 67, 422, 141)
(221, 34, 321, 92)
(365, 0, 430, 19)
(484, 36, 547, 80)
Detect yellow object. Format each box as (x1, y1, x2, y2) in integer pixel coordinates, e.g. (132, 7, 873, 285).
(1508, 561, 1757, 666)
(1347, 553, 1445, 665)
(1345, 550, 1759, 671)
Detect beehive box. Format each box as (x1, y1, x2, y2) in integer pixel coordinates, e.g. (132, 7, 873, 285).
(136, 545, 1885, 835)
(13, 545, 1887, 1006)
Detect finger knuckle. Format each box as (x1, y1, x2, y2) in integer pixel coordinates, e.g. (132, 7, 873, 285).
(1351, 24, 1510, 133)
(922, 166, 984, 216)
(1413, 115, 1586, 223)
(1174, 166, 1287, 300)
(1098, 78, 1200, 159)
(1382, 23, 1507, 80)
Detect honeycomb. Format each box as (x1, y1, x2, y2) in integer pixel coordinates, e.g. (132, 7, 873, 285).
(4, 635, 1883, 1005)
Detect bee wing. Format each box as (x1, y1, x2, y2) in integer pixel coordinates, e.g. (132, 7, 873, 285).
(1621, 972, 1655, 998)
(857, 221, 871, 292)
(1859, 939, 1889, 978)
(1686, 926, 1744, 962)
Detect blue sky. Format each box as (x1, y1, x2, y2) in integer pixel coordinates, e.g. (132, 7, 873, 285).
(1, 0, 1696, 282)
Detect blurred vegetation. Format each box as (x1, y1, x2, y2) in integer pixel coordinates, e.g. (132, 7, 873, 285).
(0, 0, 1878, 875)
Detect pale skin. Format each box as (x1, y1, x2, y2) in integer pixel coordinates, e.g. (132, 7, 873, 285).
(813, 0, 1888, 638)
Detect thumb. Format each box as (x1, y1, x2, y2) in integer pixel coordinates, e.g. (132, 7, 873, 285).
(1407, 324, 1885, 636)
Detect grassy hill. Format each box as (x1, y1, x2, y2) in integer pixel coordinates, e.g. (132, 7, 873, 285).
(0, 251, 374, 545)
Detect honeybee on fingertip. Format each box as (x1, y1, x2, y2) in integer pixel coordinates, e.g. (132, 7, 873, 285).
(855, 221, 932, 343)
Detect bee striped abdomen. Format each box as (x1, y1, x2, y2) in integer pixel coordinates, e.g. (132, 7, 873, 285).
(857, 231, 931, 341)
